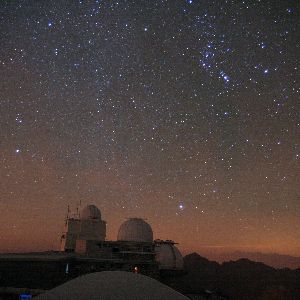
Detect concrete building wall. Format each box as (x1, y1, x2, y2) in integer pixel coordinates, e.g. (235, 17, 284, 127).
(61, 218, 106, 252)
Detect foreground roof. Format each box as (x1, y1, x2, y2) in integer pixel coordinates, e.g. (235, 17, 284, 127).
(35, 271, 189, 300)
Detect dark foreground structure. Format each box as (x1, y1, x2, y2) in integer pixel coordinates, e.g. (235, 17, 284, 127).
(0, 251, 162, 299)
(0, 251, 159, 290)
(34, 271, 189, 300)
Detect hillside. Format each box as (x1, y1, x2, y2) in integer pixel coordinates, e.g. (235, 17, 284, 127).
(162, 253, 300, 300)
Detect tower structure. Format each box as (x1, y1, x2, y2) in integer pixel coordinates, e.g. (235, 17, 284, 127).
(60, 204, 106, 252)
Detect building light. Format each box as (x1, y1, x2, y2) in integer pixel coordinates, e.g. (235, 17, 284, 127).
(65, 263, 69, 274)
(19, 294, 32, 300)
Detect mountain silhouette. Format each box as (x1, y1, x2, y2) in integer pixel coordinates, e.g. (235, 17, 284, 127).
(162, 253, 300, 300)
(214, 251, 300, 269)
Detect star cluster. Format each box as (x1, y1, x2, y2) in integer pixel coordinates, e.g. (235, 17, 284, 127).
(0, 0, 299, 256)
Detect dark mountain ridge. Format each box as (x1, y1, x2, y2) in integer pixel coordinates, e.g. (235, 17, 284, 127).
(212, 251, 300, 269)
(163, 252, 300, 300)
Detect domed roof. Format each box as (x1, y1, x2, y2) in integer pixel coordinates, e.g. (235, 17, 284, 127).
(81, 204, 101, 220)
(34, 271, 189, 300)
(155, 242, 184, 270)
(117, 218, 153, 243)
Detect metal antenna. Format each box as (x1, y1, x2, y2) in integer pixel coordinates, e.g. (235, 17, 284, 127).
(79, 199, 82, 218)
(65, 204, 70, 225)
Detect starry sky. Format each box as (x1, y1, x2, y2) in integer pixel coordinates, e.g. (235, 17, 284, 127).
(0, 0, 300, 257)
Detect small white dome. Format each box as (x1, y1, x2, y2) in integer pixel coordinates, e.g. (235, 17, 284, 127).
(81, 204, 101, 220)
(155, 242, 184, 270)
(117, 218, 153, 243)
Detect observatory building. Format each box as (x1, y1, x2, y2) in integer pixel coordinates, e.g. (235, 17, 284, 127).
(155, 240, 184, 271)
(60, 204, 184, 274)
(0, 204, 184, 298)
(60, 204, 106, 252)
(117, 218, 154, 243)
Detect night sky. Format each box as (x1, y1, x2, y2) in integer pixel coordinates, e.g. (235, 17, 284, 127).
(0, 0, 299, 257)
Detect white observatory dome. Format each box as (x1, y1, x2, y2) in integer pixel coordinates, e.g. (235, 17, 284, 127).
(81, 204, 101, 220)
(155, 241, 184, 270)
(117, 218, 153, 243)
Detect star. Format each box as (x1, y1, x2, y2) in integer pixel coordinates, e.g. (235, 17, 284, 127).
(0, 0, 298, 260)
